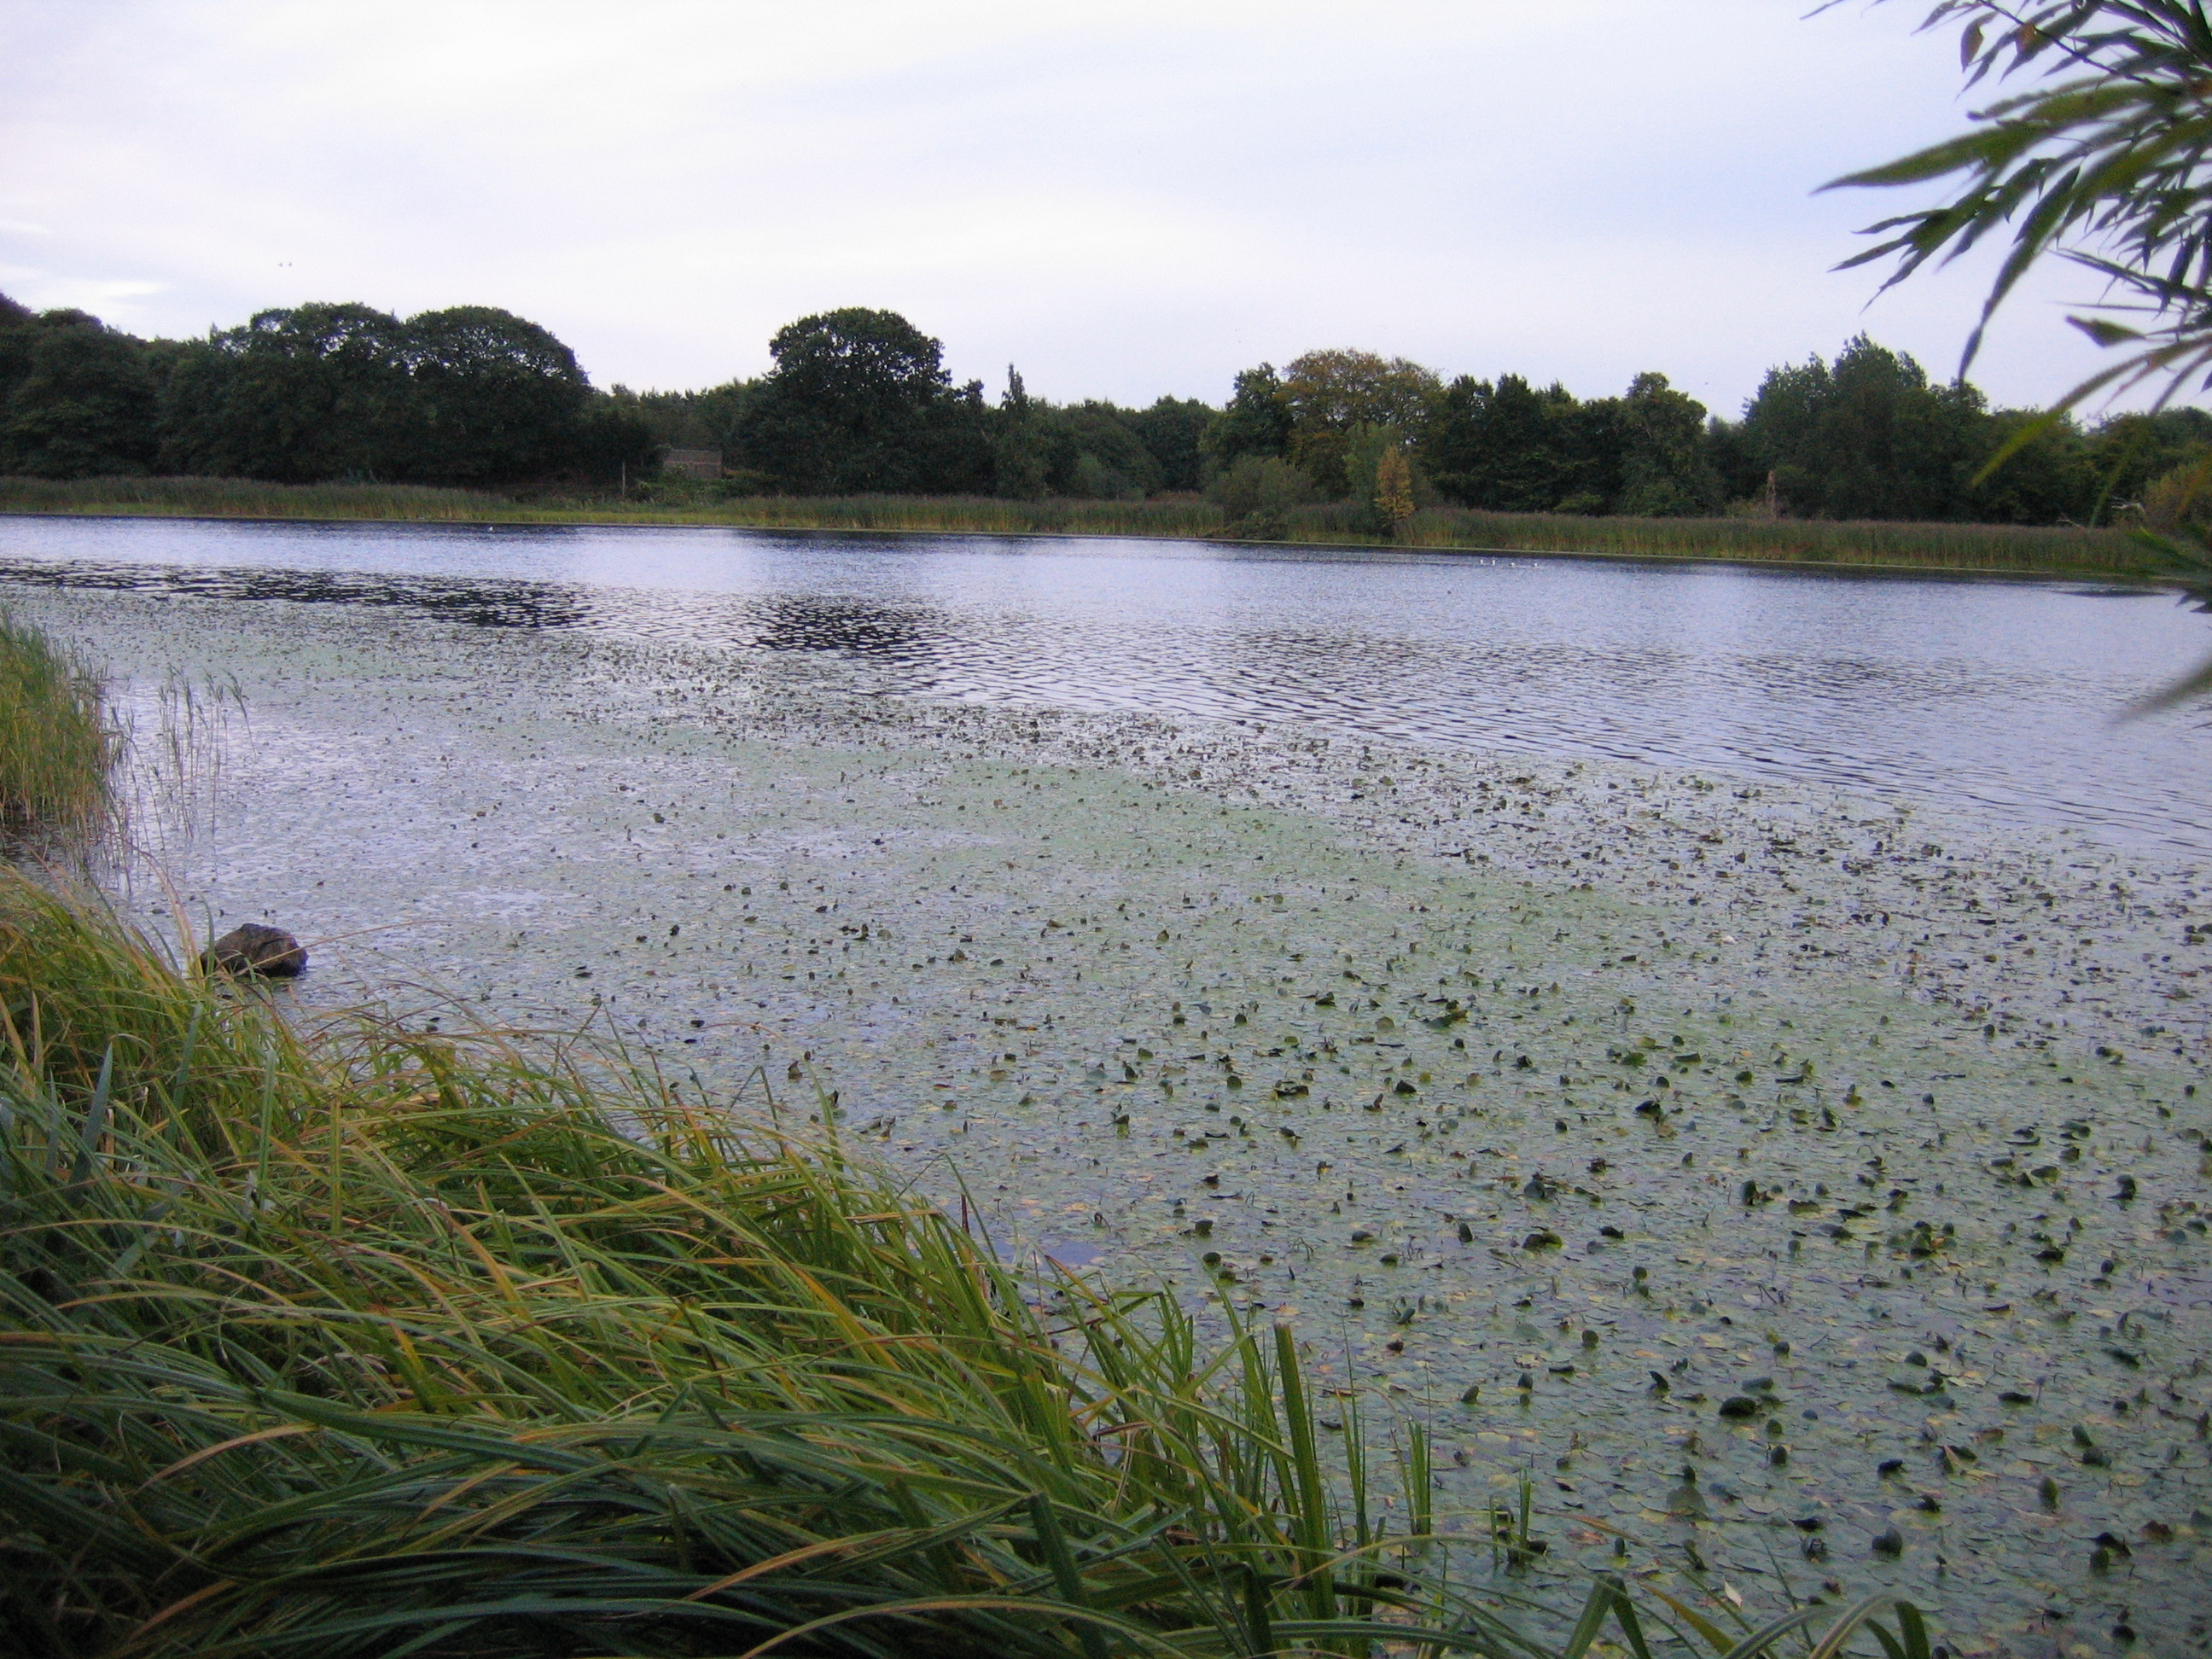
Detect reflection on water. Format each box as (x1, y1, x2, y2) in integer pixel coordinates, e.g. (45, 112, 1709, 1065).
(3, 514, 2208, 853)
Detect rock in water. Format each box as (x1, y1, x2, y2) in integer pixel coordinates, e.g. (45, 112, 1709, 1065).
(204, 923, 306, 978)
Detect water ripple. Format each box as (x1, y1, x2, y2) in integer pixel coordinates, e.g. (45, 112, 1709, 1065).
(1, 514, 2206, 853)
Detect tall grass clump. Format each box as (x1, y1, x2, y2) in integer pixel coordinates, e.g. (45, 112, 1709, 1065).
(0, 614, 111, 844)
(0, 875, 1939, 1657)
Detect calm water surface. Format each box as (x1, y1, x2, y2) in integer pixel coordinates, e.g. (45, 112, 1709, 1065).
(3, 513, 2208, 853)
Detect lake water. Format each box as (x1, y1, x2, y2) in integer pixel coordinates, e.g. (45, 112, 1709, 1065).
(2, 513, 2207, 853)
(7, 512, 2210, 1644)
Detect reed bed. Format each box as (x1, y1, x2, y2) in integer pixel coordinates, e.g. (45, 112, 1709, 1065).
(0, 475, 2147, 579)
(1369, 505, 2139, 578)
(0, 873, 1935, 1658)
(0, 613, 112, 844)
(0, 475, 522, 523)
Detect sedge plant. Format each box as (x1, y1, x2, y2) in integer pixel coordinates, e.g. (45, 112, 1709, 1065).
(0, 612, 112, 847)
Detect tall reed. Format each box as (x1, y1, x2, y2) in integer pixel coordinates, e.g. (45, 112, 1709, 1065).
(0, 474, 520, 522)
(0, 613, 112, 844)
(0, 875, 1936, 1657)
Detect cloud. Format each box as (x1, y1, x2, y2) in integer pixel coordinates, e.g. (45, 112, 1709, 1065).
(0, 0, 2160, 412)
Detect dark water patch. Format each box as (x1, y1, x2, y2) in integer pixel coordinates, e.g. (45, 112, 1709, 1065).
(0, 554, 600, 633)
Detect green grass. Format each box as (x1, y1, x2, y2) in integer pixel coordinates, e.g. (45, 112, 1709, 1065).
(0, 474, 2150, 579)
(0, 475, 526, 523)
(0, 873, 1938, 1658)
(1314, 504, 2140, 578)
(0, 613, 112, 843)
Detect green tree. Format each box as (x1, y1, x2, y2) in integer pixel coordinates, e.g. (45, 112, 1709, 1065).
(399, 306, 592, 486)
(154, 301, 626, 486)
(1551, 393, 1627, 515)
(158, 302, 414, 481)
(0, 293, 38, 410)
(1424, 373, 1574, 510)
(608, 380, 760, 455)
(562, 397, 663, 486)
(1038, 401, 1160, 498)
(1131, 396, 1215, 492)
(1966, 410, 2094, 524)
(1613, 372, 1721, 516)
(1703, 416, 1771, 509)
(2081, 409, 2212, 515)
(1206, 455, 1313, 539)
(1, 311, 158, 479)
(1200, 364, 1292, 473)
(741, 308, 987, 494)
(993, 365, 1049, 500)
(1738, 337, 1984, 520)
(1278, 348, 1441, 498)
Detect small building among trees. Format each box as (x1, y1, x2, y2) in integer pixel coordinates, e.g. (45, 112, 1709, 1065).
(661, 447, 722, 480)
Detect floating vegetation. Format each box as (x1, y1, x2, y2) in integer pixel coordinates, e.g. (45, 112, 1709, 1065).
(7, 570, 2210, 1651)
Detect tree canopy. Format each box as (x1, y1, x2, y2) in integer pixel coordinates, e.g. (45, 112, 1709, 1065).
(145, 301, 648, 486)
(739, 308, 992, 494)
(0, 285, 2175, 527)
(0, 310, 158, 479)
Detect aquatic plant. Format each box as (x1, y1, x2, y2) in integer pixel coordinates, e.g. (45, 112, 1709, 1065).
(0, 611, 111, 843)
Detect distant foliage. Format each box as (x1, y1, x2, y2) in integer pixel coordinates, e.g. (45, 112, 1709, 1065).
(0, 306, 159, 479)
(0, 297, 653, 487)
(1371, 442, 1416, 534)
(1199, 363, 1294, 470)
(738, 307, 992, 494)
(992, 364, 1050, 499)
(1730, 336, 1982, 521)
(1206, 454, 1316, 538)
(0, 282, 2160, 524)
(1278, 348, 1440, 498)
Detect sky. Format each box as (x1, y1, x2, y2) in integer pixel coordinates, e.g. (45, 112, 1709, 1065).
(0, 1, 2153, 417)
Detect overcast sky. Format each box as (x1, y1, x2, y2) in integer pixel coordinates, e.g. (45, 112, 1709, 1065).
(0, 2, 2146, 416)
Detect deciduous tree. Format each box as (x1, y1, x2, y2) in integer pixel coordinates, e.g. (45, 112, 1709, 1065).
(399, 306, 592, 486)
(993, 366, 1049, 500)
(1, 311, 158, 479)
(741, 308, 987, 494)
(1278, 348, 1440, 498)
(1200, 364, 1292, 473)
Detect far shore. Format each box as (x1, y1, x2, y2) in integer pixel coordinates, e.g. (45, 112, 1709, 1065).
(0, 473, 2158, 585)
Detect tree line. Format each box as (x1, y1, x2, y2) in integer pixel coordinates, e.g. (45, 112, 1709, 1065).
(600, 307, 2212, 530)
(0, 294, 655, 487)
(5, 290, 2209, 525)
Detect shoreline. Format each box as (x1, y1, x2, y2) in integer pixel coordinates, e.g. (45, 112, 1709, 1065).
(0, 497, 2157, 587)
